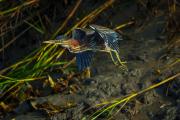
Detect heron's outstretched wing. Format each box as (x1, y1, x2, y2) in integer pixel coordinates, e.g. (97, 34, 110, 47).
(76, 51, 94, 71)
(89, 24, 123, 53)
(89, 24, 126, 66)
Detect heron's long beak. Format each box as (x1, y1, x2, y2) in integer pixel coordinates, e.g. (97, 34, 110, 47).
(43, 40, 69, 45)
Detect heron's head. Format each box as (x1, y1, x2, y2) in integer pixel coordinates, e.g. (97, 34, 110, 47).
(43, 35, 81, 53)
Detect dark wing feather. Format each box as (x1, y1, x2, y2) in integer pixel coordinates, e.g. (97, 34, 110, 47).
(76, 51, 94, 71)
(89, 24, 123, 52)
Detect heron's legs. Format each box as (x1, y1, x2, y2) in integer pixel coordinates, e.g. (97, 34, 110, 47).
(82, 67, 91, 78)
(86, 67, 91, 78)
(110, 49, 127, 70)
(109, 50, 118, 65)
(112, 49, 127, 65)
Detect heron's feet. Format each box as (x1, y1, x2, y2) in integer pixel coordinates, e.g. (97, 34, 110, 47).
(119, 61, 128, 71)
(119, 65, 128, 71)
(109, 50, 128, 70)
(112, 60, 128, 71)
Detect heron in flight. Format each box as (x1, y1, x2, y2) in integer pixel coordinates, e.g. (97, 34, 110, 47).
(44, 24, 127, 73)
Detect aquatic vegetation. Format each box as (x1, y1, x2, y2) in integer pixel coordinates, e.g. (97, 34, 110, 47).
(0, 45, 67, 98)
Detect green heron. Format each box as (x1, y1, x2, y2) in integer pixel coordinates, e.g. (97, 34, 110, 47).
(44, 24, 127, 72)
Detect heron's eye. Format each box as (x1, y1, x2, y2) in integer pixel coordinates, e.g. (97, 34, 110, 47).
(70, 39, 80, 47)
